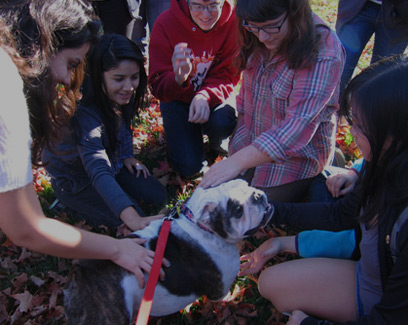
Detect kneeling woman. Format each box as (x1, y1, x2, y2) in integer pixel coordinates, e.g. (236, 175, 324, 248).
(44, 34, 167, 231)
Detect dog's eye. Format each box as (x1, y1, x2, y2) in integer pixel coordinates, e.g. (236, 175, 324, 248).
(228, 199, 243, 218)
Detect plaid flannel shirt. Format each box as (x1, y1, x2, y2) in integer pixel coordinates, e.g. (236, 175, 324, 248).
(230, 21, 345, 188)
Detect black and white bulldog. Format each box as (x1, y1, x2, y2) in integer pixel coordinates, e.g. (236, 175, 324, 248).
(63, 179, 273, 324)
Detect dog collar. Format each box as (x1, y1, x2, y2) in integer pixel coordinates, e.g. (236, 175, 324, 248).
(180, 204, 214, 234)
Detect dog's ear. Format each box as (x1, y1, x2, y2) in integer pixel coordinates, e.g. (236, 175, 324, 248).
(198, 202, 218, 224)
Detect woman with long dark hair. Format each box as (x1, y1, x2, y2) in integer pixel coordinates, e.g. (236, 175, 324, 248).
(43, 33, 167, 231)
(240, 54, 408, 324)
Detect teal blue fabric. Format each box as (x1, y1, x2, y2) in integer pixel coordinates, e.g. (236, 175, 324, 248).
(297, 229, 356, 259)
(351, 158, 364, 173)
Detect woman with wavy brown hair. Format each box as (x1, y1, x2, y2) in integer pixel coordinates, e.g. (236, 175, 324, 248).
(0, 0, 166, 288)
(200, 0, 345, 204)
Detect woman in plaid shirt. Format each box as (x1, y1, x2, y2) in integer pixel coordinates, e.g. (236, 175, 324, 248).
(200, 0, 345, 203)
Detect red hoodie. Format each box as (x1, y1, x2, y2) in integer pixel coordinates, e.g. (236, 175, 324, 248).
(148, 0, 240, 107)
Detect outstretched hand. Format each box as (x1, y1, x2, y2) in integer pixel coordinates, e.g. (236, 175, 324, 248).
(239, 237, 282, 276)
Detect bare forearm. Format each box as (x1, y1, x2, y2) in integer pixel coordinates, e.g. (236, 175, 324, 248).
(200, 145, 272, 188)
(277, 236, 297, 254)
(229, 145, 271, 171)
(0, 184, 120, 261)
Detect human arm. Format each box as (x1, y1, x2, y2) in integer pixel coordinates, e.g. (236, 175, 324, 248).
(248, 55, 343, 171)
(172, 42, 193, 86)
(297, 229, 357, 259)
(0, 183, 166, 288)
(239, 236, 296, 276)
(148, 6, 240, 106)
(74, 108, 160, 230)
(239, 229, 357, 277)
(326, 169, 359, 198)
(119, 121, 150, 178)
(271, 191, 361, 231)
(326, 159, 364, 197)
(199, 144, 270, 188)
(148, 18, 197, 102)
(123, 157, 150, 178)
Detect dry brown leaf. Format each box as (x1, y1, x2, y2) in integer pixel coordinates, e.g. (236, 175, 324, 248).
(11, 290, 33, 313)
(47, 282, 61, 309)
(11, 273, 27, 293)
(16, 248, 33, 263)
(1, 256, 18, 272)
(30, 275, 45, 287)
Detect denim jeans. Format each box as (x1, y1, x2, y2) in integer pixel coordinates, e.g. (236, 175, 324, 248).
(337, 1, 408, 91)
(132, 0, 171, 52)
(307, 165, 351, 203)
(52, 166, 167, 229)
(160, 100, 237, 177)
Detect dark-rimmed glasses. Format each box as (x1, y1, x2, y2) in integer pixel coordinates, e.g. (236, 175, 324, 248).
(187, 0, 224, 12)
(242, 13, 288, 35)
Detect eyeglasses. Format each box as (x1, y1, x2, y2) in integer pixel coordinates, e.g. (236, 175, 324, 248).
(242, 14, 288, 35)
(187, 0, 224, 12)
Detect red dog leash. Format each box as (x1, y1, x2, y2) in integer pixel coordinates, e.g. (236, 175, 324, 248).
(135, 217, 172, 325)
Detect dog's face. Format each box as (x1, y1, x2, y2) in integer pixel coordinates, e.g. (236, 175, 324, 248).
(186, 179, 273, 243)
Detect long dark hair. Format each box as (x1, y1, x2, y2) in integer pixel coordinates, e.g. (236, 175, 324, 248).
(0, 0, 101, 165)
(80, 33, 147, 155)
(342, 54, 408, 225)
(235, 0, 322, 70)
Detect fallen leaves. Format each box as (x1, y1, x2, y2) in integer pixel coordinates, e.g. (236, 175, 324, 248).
(0, 242, 69, 324)
(1, 3, 370, 323)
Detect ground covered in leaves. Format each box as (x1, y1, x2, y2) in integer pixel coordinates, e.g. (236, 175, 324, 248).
(0, 1, 369, 324)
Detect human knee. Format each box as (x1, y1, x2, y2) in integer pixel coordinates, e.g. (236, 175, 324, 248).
(145, 182, 168, 207)
(208, 105, 237, 136)
(258, 266, 289, 311)
(258, 267, 279, 301)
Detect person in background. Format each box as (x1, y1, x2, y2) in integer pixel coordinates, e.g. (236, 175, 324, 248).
(239, 54, 408, 324)
(336, 0, 408, 101)
(0, 0, 166, 289)
(148, 0, 240, 178)
(43, 33, 167, 231)
(200, 0, 345, 204)
(131, 0, 171, 53)
(91, 0, 139, 39)
(92, 0, 171, 53)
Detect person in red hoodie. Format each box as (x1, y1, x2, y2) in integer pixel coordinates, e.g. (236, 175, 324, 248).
(148, 0, 240, 177)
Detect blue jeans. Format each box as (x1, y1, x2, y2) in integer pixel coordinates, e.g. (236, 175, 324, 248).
(308, 166, 350, 203)
(52, 167, 167, 229)
(132, 0, 171, 52)
(160, 101, 237, 177)
(337, 1, 408, 91)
